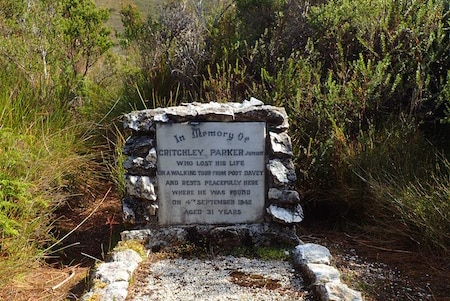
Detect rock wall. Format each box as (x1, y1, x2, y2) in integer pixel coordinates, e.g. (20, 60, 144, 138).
(122, 98, 303, 228)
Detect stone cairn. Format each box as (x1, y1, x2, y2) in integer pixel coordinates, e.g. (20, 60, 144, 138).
(81, 99, 363, 301)
(121, 98, 303, 248)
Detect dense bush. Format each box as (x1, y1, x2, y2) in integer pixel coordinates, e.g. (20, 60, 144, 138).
(120, 2, 209, 105)
(0, 0, 448, 283)
(121, 0, 449, 252)
(0, 0, 117, 282)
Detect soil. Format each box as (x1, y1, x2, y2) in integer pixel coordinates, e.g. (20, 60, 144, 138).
(1, 186, 449, 300)
(0, 185, 123, 301)
(297, 224, 450, 301)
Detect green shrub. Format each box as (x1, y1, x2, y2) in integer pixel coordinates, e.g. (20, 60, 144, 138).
(242, 0, 450, 252)
(307, 0, 449, 122)
(0, 0, 116, 284)
(74, 0, 450, 256)
(0, 174, 50, 254)
(354, 138, 450, 253)
(120, 1, 208, 105)
(0, 87, 99, 281)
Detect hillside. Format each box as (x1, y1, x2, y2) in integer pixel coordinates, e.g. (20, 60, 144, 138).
(0, 0, 448, 299)
(94, 0, 162, 31)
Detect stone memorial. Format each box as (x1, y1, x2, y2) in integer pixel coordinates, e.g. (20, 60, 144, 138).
(82, 99, 364, 301)
(156, 122, 266, 225)
(121, 98, 304, 248)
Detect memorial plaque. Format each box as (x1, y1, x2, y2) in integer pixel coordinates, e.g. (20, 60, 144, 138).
(156, 122, 266, 225)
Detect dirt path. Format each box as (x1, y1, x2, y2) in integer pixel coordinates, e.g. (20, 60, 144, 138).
(298, 228, 450, 301)
(2, 187, 448, 300)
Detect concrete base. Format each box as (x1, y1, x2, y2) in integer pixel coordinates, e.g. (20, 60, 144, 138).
(120, 223, 301, 252)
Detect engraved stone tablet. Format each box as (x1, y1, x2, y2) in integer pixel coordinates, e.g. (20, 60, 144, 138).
(156, 122, 266, 225)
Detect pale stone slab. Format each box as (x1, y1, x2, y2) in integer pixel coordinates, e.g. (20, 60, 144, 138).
(267, 159, 297, 185)
(305, 263, 341, 285)
(156, 122, 266, 225)
(125, 175, 157, 201)
(267, 204, 304, 224)
(293, 243, 332, 266)
(94, 262, 132, 283)
(268, 188, 300, 204)
(269, 132, 293, 156)
(316, 282, 363, 301)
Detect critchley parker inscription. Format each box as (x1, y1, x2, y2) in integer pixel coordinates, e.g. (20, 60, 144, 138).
(156, 122, 266, 225)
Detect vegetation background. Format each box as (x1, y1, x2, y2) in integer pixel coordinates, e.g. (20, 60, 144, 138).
(0, 0, 449, 299)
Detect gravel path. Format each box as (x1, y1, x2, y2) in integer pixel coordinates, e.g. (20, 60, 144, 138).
(127, 256, 309, 301)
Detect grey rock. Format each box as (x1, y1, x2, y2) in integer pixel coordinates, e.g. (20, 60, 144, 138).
(123, 109, 163, 132)
(212, 224, 300, 246)
(153, 112, 170, 122)
(100, 281, 129, 301)
(256, 223, 301, 246)
(145, 227, 189, 250)
(315, 282, 363, 301)
(122, 156, 156, 175)
(304, 263, 341, 285)
(229, 97, 264, 109)
(242, 97, 264, 107)
(124, 100, 288, 132)
(267, 204, 304, 224)
(125, 175, 157, 201)
(291, 243, 363, 301)
(146, 147, 157, 164)
(141, 102, 237, 122)
(209, 226, 249, 249)
(122, 197, 157, 225)
(122, 199, 136, 224)
(147, 203, 158, 215)
(121, 229, 153, 242)
(246, 97, 265, 106)
(123, 136, 154, 157)
(269, 132, 293, 157)
(293, 243, 332, 267)
(123, 111, 154, 132)
(234, 105, 288, 127)
(81, 249, 144, 301)
(81, 267, 130, 301)
(267, 159, 297, 186)
(268, 188, 300, 205)
(163, 105, 197, 121)
(205, 224, 298, 248)
(111, 249, 143, 268)
(185, 102, 235, 121)
(93, 261, 132, 284)
(121, 224, 301, 254)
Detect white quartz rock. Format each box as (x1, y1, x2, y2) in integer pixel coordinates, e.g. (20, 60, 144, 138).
(267, 204, 304, 224)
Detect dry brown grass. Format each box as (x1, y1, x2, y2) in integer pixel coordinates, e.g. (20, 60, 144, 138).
(0, 265, 90, 301)
(0, 186, 123, 301)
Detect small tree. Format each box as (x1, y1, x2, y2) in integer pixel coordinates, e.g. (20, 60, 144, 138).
(121, 2, 207, 103)
(59, 0, 113, 79)
(1, 0, 113, 102)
